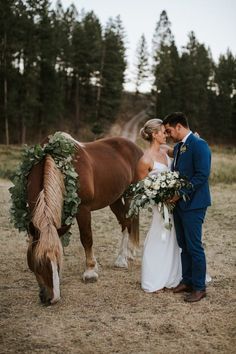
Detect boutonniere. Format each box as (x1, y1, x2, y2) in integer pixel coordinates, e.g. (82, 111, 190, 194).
(180, 144, 188, 154)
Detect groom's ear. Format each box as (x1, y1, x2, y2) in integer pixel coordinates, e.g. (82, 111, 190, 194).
(176, 123, 183, 131)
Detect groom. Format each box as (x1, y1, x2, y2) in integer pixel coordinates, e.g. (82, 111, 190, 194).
(163, 112, 211, 303)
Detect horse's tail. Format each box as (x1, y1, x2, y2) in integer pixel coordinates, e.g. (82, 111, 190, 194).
(129, 215, 139, 248)
(32, 154, 65, 269)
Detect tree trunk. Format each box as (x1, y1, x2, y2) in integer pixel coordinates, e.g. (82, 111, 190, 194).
(4, 31, 9, 145)
(21, 117, 26, 144)
(95, 44, 105, 120)
(75, 73, 80, 131)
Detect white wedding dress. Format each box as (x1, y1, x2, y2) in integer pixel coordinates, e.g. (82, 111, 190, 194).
(141, 156, 182, 292)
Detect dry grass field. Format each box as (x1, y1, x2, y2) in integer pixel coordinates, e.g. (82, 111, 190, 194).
(0, 146, 236, 353)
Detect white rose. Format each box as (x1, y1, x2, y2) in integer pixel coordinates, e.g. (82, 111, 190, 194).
(145, 190, 153, 197)
(153, 182, 160, 190)
(144, 179, 152, 187)
(161, 175, 166, 181)
(167, 181, 174, 188)
(161, 182, 166, 188)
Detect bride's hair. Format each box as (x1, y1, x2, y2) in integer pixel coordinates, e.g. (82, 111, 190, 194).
(140, 118, 163, 142)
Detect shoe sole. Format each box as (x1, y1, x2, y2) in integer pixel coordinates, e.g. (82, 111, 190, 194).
(184, 294, 206, 302)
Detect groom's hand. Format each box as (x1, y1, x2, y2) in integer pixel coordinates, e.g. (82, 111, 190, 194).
(169, 195, 181, 203)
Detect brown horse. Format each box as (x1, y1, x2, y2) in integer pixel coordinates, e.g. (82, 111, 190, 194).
(26, 134, 143, 304)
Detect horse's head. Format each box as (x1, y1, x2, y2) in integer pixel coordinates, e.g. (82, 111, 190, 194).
(27, 223, 62, 305)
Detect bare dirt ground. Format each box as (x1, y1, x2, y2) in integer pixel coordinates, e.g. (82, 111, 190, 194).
(120, 110, 148, 142)
(0, 179, 235, 354)
(108, 109, 148, 142)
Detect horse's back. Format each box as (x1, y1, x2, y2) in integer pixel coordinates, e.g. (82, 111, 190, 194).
(84, 137, 143, 167)
(75, 137, 143, 209)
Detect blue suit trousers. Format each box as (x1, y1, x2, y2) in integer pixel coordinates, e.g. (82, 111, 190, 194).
(173, 207, 207, 291)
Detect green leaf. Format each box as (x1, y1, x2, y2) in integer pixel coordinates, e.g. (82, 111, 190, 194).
(9, 132, 81, 247)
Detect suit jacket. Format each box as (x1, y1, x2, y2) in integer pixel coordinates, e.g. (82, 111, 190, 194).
(172, 133, 211, 210)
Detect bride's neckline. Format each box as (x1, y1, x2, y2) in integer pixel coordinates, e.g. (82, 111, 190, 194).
(153, 155, 169, 168)
(153, 161, 168, 168)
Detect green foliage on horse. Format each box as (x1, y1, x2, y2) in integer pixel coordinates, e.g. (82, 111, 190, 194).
(9, 132, 81, 246)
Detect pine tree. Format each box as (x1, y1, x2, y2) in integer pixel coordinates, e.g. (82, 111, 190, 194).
(134, 34, 149, 94)
(152, 10, 180, 118)
(0, 0, 21, 144)
(179, 32, 213, 134)
(99, 16, 127, 123)
(71, 11, 102, 129)
(152, 10, 174, 61)
(214, 50, 236, 142)
(52, 1, 74, 123)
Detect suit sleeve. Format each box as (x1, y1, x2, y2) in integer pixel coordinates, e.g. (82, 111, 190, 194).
(180, 140, 211, 196)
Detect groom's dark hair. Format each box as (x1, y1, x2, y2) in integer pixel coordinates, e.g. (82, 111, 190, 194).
(163, 112, 189, 128)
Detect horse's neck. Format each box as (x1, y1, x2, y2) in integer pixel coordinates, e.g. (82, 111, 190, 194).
(73, 144, 91, 175)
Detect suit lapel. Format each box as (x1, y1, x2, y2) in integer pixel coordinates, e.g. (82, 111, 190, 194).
(172, 143, 179, 170)
(175, 133, 194, 168)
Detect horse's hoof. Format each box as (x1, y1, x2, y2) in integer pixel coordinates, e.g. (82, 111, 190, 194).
(82, 269, 98, 283)
(50, 295, 61, 305)
(114, 255, 128, 268)
(127, 248, 136, 261)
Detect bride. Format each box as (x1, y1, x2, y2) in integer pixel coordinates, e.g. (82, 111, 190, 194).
(137, 118, 181, 292)
(137, 118, 211, 293)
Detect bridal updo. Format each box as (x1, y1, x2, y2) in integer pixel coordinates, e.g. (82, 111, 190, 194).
(140, 118, 163, 142)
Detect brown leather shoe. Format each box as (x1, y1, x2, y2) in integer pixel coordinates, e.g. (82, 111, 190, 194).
(173, 283, 192, 293)
(184, 290, 206, 303)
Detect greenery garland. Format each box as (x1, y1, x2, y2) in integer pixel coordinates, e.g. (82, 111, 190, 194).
(9, 132, 81, 247)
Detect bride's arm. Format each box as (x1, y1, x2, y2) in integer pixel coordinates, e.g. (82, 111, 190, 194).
(136, 155, 152, 180)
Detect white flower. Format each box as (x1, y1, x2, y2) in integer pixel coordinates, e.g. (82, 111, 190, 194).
(153, 182, 160, 190)
(161, 182, 166, 188)
(160, 175, 166, 181)
(169, 180, 176, 187)
(144, 179, 152, 187)
(145, 190, 153, 197)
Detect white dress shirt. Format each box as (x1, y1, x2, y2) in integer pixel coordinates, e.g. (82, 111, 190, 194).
(181, 131, 192, 144)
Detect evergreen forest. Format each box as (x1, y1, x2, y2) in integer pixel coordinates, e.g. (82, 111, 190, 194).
(1, 2, 235, 144)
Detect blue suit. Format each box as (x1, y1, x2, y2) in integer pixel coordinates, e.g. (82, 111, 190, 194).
(172, 133, 211, 291)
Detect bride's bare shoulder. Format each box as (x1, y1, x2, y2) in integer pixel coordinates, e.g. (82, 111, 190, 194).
(137, 150, 153, 179)
(140, 150, 153, 164)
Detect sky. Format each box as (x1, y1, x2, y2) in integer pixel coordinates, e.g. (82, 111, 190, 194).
(52, 0, 236, 91)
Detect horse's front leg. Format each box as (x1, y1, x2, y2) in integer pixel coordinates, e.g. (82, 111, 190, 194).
(76, 206, 98, 282)
(110, 199, 130, 268)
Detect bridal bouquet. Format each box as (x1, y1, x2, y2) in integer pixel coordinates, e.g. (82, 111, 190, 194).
(127, 171, 192, 229)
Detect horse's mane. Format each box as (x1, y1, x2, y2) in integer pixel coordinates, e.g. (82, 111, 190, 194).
(32, 154, 64, 267)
